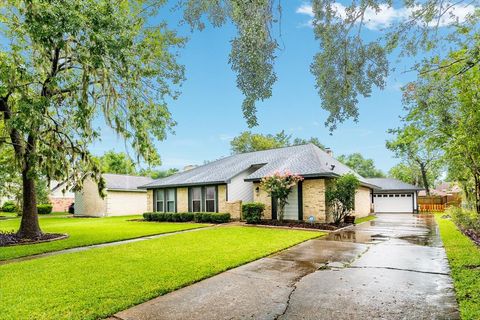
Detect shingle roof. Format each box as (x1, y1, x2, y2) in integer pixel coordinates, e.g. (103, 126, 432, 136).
(103, 174, 153, 191)
(141, 144, 377, 189)
(365, 178, 423, 191)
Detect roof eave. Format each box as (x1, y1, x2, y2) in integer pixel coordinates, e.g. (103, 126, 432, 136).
(141, 180, 228, 189)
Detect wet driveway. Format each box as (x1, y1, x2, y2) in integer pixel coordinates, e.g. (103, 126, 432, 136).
(113, 214, 459, 320)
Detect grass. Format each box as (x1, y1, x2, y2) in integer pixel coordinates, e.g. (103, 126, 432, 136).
(0, 215, 207, 260)
(354, 215, 376, 224)
(435, 214, 480, 319)
(0, 226, 323, 320)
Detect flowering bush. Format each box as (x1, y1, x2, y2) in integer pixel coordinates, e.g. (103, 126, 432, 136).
(260, 171, 303, 221)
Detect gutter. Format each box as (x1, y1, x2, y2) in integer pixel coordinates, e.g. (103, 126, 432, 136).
(138, 180, 228, 189)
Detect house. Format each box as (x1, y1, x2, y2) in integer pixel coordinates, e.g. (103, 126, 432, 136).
(140, 144, 379, 222)
(365, 178, 423, 213)
(74, 174, 153, 217)
(48, 180, 75, 212)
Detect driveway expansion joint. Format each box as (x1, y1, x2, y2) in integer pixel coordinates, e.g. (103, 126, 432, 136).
(348, 265, 451, 276)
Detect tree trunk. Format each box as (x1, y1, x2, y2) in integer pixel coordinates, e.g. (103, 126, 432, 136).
(16, 164, 42, 239)
(419, 163, 430, 195)
(474, 174, 480, 214)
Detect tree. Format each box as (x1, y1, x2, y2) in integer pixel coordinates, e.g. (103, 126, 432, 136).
(230, 131, 325, 154)
(292, 137, 325, 150)
(139, 168, 179, 179)
(260, 171, 303, 221)
(180, 1, 479, 130)
(386, 125, 442, 195)
(388, 161, 440, 189)
(391, 46, 480, 212)
(0, 1, 183, 239)
(230, 131, 291, 153)
(98, 151, 137, 175)
(337, 153, 385, 178)
(325, 173, 360, 225)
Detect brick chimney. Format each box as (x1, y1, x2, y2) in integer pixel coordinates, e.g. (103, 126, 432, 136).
(325, 148, 333, 157)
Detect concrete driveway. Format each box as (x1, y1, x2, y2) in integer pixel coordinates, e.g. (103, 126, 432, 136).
(113, 214, 459, 320)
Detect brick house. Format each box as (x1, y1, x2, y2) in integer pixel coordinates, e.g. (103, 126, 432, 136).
(140, 144, 378, 222)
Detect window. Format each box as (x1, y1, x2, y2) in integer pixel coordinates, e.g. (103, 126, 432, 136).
(406, 194, 412, 197)
(156, 189, 164, 212)
(205, 186, 216, 212)
(166, 188, 175, 212)
(191, 187, 202, 212)
(395, 194, 400, 197)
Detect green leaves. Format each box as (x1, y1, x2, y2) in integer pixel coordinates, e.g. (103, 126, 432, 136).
(325, 173, 360, 224)
(0, 0, 184, 191)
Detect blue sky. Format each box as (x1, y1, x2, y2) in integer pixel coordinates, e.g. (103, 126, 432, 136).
(91, 0, 463, 173)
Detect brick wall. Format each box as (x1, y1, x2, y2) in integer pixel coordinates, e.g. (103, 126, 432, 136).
(177, 187, 188, 212)
(253, 182, 272, 219)
(225, 200, 242, 219)
(146, 189, 153, 212)
(303, 179, 327, 222)
(49, 197, 74, 212)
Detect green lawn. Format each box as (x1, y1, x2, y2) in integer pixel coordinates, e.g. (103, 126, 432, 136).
(435, 214, 480, 319)
(0, 215, 207, 260)
(355, 215, 376, 224)
(0, 226, 323, 320)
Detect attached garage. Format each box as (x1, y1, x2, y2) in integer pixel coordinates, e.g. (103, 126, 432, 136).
(366, 178, 422, 213)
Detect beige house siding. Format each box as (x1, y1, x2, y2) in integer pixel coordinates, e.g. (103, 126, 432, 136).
(147, 189, 153, 212)
(253, 182, 272, 219)
(354, 186, 372, 218)
(177, 187, 189, 212)
(302, 179, 327, 222)
(106, 190, 148, 216)
(225, 200, 242, 219)
(75, 178, 148, 217)
(74, 178, 106, 217)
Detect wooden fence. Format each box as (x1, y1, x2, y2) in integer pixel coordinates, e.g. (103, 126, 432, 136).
(418, 203, 447, 212)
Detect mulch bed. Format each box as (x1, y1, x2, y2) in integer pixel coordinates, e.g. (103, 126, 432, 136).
(0, 231, 68, 247)
(252, 220, 351, 231)
(463, 228, 480, 246)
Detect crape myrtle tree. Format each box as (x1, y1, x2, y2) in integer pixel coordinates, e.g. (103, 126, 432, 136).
(0, 1, 184, 239)
(260, 171, 303, 221)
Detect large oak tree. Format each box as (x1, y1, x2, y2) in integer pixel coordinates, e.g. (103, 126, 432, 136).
(0, 0, 184, 239)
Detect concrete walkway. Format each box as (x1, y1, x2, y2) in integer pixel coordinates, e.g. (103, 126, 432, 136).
(113, 214, 459, 320)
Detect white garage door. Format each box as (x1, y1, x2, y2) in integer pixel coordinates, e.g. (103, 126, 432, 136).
(374, 193, 413, 213)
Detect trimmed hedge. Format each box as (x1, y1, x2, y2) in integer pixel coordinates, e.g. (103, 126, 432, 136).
(143, 212, 230, 224)
(194, 212, 230, 223)
(143, 212, 194, 222)
(1, 201, 17, 213)
(37, 204, 53, 215)
(242, 202, 265, 224)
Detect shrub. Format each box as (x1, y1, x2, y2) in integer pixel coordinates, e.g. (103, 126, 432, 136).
(242, 202, 265, 224)
(37, 204, 53, 215)
(194, 212, 230, 223)
(143, 212, 230, 223)
(325, 173, 360, 225)
(1, 201, 17, 213)
(143, 212, 194, 222)
(449, 206, 480, 232)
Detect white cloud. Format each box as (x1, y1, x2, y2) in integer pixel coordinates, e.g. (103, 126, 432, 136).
(296, 2, 476, 30)
(218, 133, 234, 142)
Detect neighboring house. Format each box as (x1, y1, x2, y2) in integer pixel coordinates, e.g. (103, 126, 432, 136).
(49, 180, 75, 212)
(140, 144, 379, 222)
(366, 178, 423, 213)
(75, 174, 153, 217)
